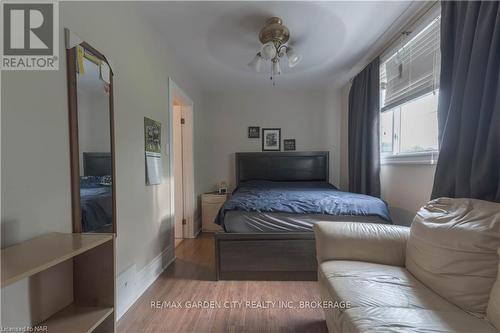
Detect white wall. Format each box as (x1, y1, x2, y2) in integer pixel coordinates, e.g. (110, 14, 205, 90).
(380, 164, 436, 226)
(195, 90, 343, 195)
(1, 2, 203, 324)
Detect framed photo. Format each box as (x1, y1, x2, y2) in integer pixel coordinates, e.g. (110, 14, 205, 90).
(284, 139, 296, 151)
(262, 128, 281, 151)
(248, 126, 260, 138)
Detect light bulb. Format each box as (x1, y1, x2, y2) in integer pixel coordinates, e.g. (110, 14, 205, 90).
(261, 42, 277, 60)
(248, 53, 263, 72)
(286, 47, 302, 68)
(272, 59, 281, 76)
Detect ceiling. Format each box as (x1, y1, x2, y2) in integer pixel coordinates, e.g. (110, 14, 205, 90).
(136, 1, 415, 91)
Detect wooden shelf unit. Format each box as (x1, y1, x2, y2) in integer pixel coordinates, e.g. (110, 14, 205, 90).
(1, 233, 116, 333)
(41, 304, 113, 333)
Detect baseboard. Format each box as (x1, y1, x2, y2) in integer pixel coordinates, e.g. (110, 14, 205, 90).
(116, 245, 175, 320)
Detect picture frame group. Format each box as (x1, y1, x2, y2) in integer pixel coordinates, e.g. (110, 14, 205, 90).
(248, 126, 296, 152)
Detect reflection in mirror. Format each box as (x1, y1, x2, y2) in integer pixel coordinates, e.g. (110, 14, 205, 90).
(73, 50, 114, 233)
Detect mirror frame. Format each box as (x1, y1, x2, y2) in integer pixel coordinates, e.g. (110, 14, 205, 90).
(66, 41, 116, 234)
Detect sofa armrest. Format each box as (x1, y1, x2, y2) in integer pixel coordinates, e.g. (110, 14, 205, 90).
(314, 222, 409, 266)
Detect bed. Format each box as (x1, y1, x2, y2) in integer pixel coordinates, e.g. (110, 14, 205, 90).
(214, 151, 391, 280)
(80, 153, 113, 233)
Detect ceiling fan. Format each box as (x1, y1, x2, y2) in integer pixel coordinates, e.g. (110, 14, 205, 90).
(248, 17, 302, 85)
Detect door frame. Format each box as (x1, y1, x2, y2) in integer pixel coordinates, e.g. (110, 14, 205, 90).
(168, 78, 195, 241)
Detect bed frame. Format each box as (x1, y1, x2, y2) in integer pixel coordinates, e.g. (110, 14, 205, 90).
(215, 151, 329, 281)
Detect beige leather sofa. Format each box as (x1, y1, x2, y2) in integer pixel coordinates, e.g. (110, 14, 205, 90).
(314, 198, 500, 333)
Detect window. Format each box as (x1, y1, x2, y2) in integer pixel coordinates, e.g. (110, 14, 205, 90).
(380, 13, 440, 164)
(381, 92, 439, 155)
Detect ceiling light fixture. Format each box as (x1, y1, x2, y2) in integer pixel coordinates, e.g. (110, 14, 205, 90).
(248, 17, 302, 85)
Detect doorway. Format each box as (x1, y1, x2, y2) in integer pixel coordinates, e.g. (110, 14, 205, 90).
(168, 79, 195, 249)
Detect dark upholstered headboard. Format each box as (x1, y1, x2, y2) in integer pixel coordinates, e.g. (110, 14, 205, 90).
(83, 152, 112, 176)
(235, 151, 329, 185)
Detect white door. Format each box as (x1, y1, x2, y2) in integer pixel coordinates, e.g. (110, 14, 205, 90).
(173, 105, 184, 239)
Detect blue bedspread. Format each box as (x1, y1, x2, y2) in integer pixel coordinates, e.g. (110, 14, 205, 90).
(215, 181, 391, 228)
(80, 177, 113, 232)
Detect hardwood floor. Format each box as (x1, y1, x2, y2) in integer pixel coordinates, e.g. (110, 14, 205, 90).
(175, 238, 183, 248)
(117, 233, 328, 333)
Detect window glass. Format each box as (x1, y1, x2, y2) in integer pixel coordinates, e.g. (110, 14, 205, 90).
(399, 92, 439, 153)
(381, 110, 394, 153)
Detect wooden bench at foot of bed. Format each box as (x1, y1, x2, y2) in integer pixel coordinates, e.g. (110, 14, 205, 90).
(214, 232, 317, 281)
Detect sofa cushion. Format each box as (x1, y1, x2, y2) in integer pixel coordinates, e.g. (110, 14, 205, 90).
(406, 197, 500, 315)
(319, 261, 456, 311)
(340, 307, 498, 333)
(314, 222, 409, 266)
(318, 261, 475, 332)
(487, 248, 500, 329)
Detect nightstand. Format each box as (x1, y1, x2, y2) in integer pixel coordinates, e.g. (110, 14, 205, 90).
(202, 192, 227, 232)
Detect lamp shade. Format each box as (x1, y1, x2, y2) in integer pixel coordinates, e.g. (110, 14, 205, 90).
(286, 47, 302, 68)
(248, 53, 263, 72)
(261, 42, 277, 60)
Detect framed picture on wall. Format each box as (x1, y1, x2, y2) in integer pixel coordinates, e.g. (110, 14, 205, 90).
(262, 128, 281, 151)
(248, 126, 260, 138)
(284, 139, 296, 151)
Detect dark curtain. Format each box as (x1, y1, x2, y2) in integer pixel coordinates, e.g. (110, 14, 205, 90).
(431, 1, 500, 202)
(348, 58, 381, 197)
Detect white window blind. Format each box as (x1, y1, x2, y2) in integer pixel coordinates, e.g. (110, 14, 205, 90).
(380, 16, 441, 112)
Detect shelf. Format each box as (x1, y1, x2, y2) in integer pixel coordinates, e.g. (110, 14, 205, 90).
(40, 303, 113, 333)
(1, 233, 113, 288)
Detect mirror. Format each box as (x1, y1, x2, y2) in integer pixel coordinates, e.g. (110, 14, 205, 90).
(66, 41, 116, 234)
